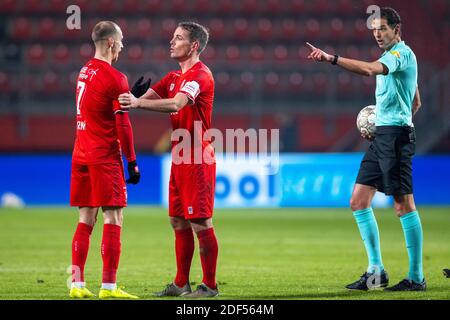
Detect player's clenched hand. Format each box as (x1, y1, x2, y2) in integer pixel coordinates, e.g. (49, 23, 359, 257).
(126, 160, 140, 184)
(131, 76, 151, 98)
(119, 92, 139, 109)
(306, 42, 333, 63)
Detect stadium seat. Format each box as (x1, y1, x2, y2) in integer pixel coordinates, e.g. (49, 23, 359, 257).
(263, 72, 281, 94)
(47, 0, 67, 13)
(122, 0, 140, 13)
(161, 18, 177, 39)
(289, 0, 306, 14)
(240, 0, 259, 14)
(202, 45, 217, 64)
(353, 19, 368, 40)
(27, 44, 46, 65)
(273, 45, 289, 64)
(280, 19, 299, 40)
(217, 0, 235, 14)
(248, 45, 266, 64)
(23, 0, 45, 13)
(312, 73, 328, 95)
(209, 18, 226, 40)
(288, 72, 304, 94)
(337, 72, 353, 96)
(345, 45, 361, 60)
(127, 44, 144, 64)
(0, 0, 17, 13)
(171, 0, 188, 14)
(193, 0, 212, 14)
(38, 17, 57, 40)
(264, 0, 282, 14)
(256, 19, 273, 41)
(329, 18, 345, 40)
(79, 43, 94, 63)
(10, 17, 32, 40)
(239, 71, 256, 92)
(0, 72, 12, 94)
(95, 0, 116, 14)
(311, 0, 332, 14)
(214, 71, 232, 94)
(144, 0, 164, 13)
(336, 0, 356, 15)
(41, 72, 61, 95)
(305, 19, 321, 39)
(135, 19, 153, 40)
(233, 18, 251, 41)
(225, 45, 241, 64)
(150, 45, 168, 62)
(53, 44, 70, 64)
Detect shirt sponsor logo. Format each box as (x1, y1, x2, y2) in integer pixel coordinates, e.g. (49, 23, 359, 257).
(188, 206, 193, 215)
(169, 83, 175, 91)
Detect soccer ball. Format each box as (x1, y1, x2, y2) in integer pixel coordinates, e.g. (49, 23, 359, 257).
(356, 105, 376, 136)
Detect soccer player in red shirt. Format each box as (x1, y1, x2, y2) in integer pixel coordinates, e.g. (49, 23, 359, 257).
(119, 22, 218, 298)
(69, 21, 140, 299)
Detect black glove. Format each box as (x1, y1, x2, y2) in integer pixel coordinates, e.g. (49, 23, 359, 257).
(130, 76, 151, 98)
(126, 160, 141, 184)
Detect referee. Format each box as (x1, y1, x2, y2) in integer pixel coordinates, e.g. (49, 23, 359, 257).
(306, 7, 425, 291)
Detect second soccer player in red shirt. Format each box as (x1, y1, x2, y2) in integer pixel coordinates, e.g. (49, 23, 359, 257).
(119, 22, 218, 298)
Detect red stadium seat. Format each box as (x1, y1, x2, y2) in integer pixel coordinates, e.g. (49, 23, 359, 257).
(214, 71, 232, 94)
(354, 19, 368, 40)
(23, 0, 45, 12)
(0, 72, 12, 94)
(273, 45, 289, 64)
(225, 45, 241, 64)
(217, 0, 235, 14)
(305, 19, 321, 39)
(41, 72, 61, 95)
(329, 18, 345, 40)
(345, 45, 361, 60)
(193, 0, 212, 14)
(241, 0, 259, 14)
(95, 0, 116, 14)
(265, 0, 282, 14)
(145, 0, 164, 13)
(127, 44, 144, 64)
(256, 19, 273, 40)
(311, 0, 332, 14)
(171, 0, 188, 14)
(161, 18, 177, 39)
(122, 0, 140, 13)
(337, 72, 353, 96)
(10, 17, 33, 40)
(27, 44, 46, 65)
(288, 72, 304, 93)
(53, 44, 70, 64)
(202, 45, 217, 64)
(150, 45, 168, 62)
(38, 17, 58, 40)
(263, 72, 281, 93)
(0, 0, 16, 13)
(47, 0, 66, 13)
(336, 0, 356, 15)
(239, 71, 256, 92)
(135, 19, 153, 40)
(79, 43, 94, 63)
(233, 18, 251, 41)
(280, 19, 299, 40)
(248, 45, 266, 64)
(209, 18, 226, 40)
(289, 0, 306, 14)
(312, 73, 328, 95)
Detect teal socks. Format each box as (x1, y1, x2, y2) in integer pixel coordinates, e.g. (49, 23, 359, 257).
(400, 211, 424, 283)
(353, 208, 384, 274)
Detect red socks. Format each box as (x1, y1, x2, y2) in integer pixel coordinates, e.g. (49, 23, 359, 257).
(71, 222, 93, 283)
(197, 228, 218, 289)
(101, 224, 122, 284)
(174, 228, 195, 287)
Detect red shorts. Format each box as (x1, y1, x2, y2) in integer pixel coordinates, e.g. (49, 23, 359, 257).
(169, 163, 216, 220)
(70, 161, 127, 207)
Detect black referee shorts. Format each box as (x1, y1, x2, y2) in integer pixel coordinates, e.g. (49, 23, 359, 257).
(356, 126, 416, 196)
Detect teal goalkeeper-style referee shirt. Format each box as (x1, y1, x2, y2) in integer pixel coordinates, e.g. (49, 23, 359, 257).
(375, 41, 418, 126)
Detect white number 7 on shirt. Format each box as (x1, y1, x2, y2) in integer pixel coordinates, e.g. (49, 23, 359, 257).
(76, 81, 86, 115)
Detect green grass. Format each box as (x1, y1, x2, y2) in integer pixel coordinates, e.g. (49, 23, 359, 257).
(0, 207, 449, 300)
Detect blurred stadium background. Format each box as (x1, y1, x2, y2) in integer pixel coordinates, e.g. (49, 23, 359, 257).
(0, 0, 449, 207)
(0, 0, 449, 300)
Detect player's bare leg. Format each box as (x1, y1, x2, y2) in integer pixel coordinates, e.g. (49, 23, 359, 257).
(185, 218, 219, 298)
(385, 194, 425, 291)
(98, 207, 138, 299)
(70, 207, 99, 298)
(347, 184, 388, 290)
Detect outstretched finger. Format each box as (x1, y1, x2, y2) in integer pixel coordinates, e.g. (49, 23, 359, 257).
(306, 42, 316, 51)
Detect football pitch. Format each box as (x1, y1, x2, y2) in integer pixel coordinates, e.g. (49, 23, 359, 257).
(0, 207, 449, 300)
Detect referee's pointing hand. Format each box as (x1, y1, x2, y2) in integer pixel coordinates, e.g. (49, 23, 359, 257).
(306, 42, 333, 63)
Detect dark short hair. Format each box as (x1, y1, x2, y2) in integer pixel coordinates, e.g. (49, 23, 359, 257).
(178, 21, 209, 54)
(91, 21, 120, 43)
(380, 7, 401, 29)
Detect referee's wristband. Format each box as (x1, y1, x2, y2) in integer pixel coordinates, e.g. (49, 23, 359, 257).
(331, 54, 339, 65)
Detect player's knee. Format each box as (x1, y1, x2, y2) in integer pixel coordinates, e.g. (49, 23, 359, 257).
(170, 217, 190, 230)
(350, 197, 367, 211)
